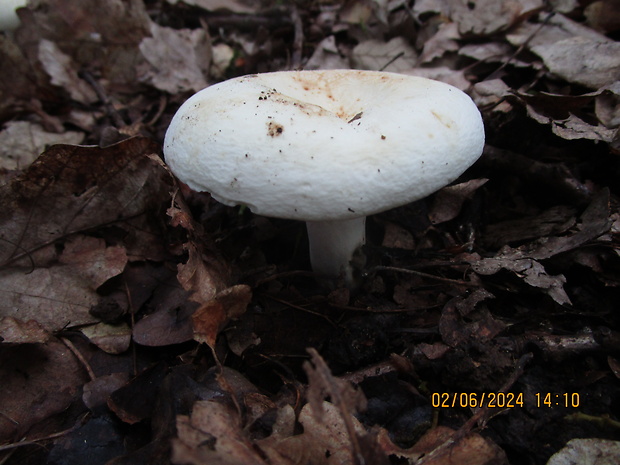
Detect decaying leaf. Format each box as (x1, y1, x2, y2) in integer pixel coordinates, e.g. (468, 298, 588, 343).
(192, 284, 252, 348)
(378, 425, 509, 464)
(428, 179, 488, 225)
(0, 316, 50, 344)
(79, 321, 131, 354)
(351, 37, 418, 72)
(139, 22, 211, 93)
(0, 339, 88, 442)
(448, 0, 543, 36)
(547, 438, 620, 465)
(0, 121, 84, 170)
(531, 36, 620, 89)
(0, 138, 174, 332)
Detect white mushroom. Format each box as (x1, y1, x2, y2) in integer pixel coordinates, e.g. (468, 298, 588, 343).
(163, 70, 485, 285)
(0, 0, 26, 32)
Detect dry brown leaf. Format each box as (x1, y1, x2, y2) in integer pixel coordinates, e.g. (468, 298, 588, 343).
(131, 285, 197, 347)
(79, 321, 131, 354)
(0, 266, 101, 332)
(547, 438, 620, 465)
(37, 39, 97, 103)
(172, 399, 266, 465)
(0, 121, 84, 170)
(449, 0, 543, 36)
(531, 36, 620, 89)
(506, 12, 609, 50)
(0, 316, 50, 344)
(0, 137, 170, 268)
(0, 339, 88, 442)
(0, 35, 41, 118)
(192, 284, 252, 348)
(59, 235, 128, 289)
(419, 22, 460, 64)
(305, 36, 349, 71)
(428, 179, 488, 225)
(471, 250, 571, 305)
(0, 138, 174, 332)
(139, 22, 211, 93)
(378, 425, 508, 464)
(168, 193, 230, 304)
(82, 372, 130, 410)
(351, 37, 417, 72)
(404, 66, 471, 90)
(596, 82, 620, 127)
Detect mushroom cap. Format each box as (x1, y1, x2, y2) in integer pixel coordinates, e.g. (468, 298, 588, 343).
(164, 70, 484, 221)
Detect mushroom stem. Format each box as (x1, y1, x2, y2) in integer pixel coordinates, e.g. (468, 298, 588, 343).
(306, 217, 366, 284)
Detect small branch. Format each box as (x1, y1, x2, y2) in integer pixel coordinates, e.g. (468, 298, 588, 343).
(370, 265, 477, 287)
(0, 414, 90, 453)
(61, 337, 96, 381)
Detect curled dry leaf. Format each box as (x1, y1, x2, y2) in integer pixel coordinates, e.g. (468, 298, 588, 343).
(192, 284, 252, 348)
(37, 39, 97, 103)
(378, 425, 508, 464)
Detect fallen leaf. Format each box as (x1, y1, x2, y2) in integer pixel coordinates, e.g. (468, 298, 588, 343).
(0, 266, 101, 332)
(59, 235, 128, 289)
(0, 316, 50, 344)
(192, 284, 252, 348)
(351, 37, 418, 72)
(79, 321, 132, 354)
(0, 339, 88, 442)
(379, 425, 508, 464)
(82, 372, 130, 410)
(0, 137, 170, 269)
(547, 438, 620, 465)
(448, 0, 543, 36)
(139, 22, 211, 93)
(428, 179, 488, 224)
(471, 250, 572, 305)
(531, 36, 620, 89)
(37, 39, 97, 103)
(305, 36, 349, 71)
(0, 121, 84, 170)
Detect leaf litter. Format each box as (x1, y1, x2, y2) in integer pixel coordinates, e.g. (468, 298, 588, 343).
(0, 0, 619, 464)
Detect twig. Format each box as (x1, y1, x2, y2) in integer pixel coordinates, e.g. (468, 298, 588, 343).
(370, 265, 477, 287)
(79, 70, 126, 128)
(486, 12, 555, 81)
(263, 294, 338, 327)
(379, 51, 404, 72)
(61, 337, 96, 381)
(0, 414, 90, 453)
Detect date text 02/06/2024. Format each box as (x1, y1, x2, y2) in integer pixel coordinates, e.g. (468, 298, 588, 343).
(431, 392, 581, 409)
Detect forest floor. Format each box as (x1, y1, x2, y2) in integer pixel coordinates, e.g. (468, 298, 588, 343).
(0, 1, 619, 464)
